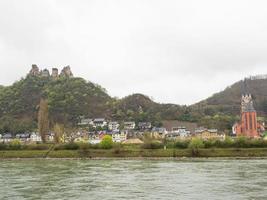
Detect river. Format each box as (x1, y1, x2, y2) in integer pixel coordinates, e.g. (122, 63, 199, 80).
(0, 159, 267, 200)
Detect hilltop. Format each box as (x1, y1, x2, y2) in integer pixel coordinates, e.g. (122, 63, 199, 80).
(192, 75, 267, 116)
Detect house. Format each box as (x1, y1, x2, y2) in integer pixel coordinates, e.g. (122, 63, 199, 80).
(172, 127, 191, 137)
(78, 118, 93, 126)
(108, 122, 120, 131)
(165, 132, 180, 140)
(45, 133, 54, 142)
(194, 128, 225, 140)
(162, 120, 198, 135)
(2, 133, 13, 143)
(30, 132, 42, 142)
(93, 118, 107, 128)
(16, 133, 31, 142)
(124, 122, 136, 130)
(111, 131, 127, 143)
(138, 122, 152, 131)
(151, 127, 167, 139)
(88, 131, 106, 144)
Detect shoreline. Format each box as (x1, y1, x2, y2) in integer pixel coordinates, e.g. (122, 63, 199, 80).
(1, 148, 267, 159)
(1, 156, 267, 161)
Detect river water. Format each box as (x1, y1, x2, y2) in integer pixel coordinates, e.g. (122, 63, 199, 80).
(0, 159, 267, 200)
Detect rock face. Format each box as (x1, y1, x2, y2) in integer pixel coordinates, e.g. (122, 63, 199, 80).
(40, 69, 50, 77)
(52, 68, 59, 78)
(28, 65, 73, 78)
(29, 64, 40, 76)
(60, 66, 73, 77)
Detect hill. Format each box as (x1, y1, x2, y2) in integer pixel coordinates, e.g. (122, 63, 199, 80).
(0, 73, 112, 133)
(192, 76, 267, 116)
(0, 65, 267, 134)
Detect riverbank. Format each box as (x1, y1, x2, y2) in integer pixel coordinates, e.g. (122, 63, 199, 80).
(1, 148, 267, 159)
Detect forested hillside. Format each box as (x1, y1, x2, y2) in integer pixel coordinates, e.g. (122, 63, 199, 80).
(0, 71, 266, 134)
(192, 78, 267, 116)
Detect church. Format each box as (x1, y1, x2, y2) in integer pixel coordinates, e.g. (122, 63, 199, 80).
(232, 82, 265, 137)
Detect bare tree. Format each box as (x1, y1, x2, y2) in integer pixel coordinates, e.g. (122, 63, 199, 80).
(38, 98, 49, 143)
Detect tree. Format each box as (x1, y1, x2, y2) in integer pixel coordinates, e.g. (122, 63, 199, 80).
(38, 99, 49, 143)
(100, 135, 113, 149)
(53, 123, 64, 143)
(189, 138, 204, 156)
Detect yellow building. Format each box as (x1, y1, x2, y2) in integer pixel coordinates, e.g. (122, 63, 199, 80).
(194, 129, 225, 140)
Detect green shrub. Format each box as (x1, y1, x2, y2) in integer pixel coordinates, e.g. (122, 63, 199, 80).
(25, 144, 50, 150)
(142, 140, 163, 149)
(100, 135, 113, 149)
(234, 137, 249, 148)
(0, 143, 7, 150)
(113, 143, 122, 154)
(174, 140, 189, 149)
(77, 142, 91, 150)
(204, 139, 216, 148)
(9, 139, 22, 150)
(54, 143, 79, 151)
(189, 138, 204, 156)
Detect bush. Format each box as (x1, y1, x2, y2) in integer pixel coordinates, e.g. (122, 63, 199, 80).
(24, 144, 50, 150)
(0, 143, 7, 150)
(189, 138, 204, 156)
(100, 135, 113, 149)
(113, 143, 122, 154)
(54, 143, 79, 151)
(234, 137, 249, 148)
(9, 139, 22, 150)
(174, 140, 189, 149)
(142, 140, 163, 149)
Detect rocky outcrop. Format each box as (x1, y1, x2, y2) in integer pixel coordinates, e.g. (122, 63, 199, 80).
(28, 65, 73, 78)
(52, 68, 59, 78)
(40, 69, 50, 77)
(29, 64, 40, 76)
(60, 66, 73, 77)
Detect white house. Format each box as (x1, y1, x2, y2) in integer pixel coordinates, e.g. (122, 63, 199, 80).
(112, 132, 127, 143)
(124, 122, 136, 130)
(108, 122, 120, 131)
(30, 133, 42, 142)
(78, 118, 93, 126)
(93, 118, 107, 128)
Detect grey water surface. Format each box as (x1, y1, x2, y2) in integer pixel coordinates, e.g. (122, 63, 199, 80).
(0, 159, 267, 200)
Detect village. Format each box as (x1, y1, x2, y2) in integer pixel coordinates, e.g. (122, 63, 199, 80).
(0, 91, 266, 145)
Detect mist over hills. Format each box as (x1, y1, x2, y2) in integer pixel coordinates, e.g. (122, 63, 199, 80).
(0, 66, 266, 134)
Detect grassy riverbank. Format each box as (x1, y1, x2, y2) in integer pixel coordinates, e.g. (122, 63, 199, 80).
(1, 148, 267, 159)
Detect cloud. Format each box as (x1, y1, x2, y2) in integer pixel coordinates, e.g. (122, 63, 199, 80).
(0, 0, 267, 104)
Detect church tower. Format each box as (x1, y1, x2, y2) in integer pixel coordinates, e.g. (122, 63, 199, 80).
(239, 94, 259, 137)
(234, 79, 260, 137)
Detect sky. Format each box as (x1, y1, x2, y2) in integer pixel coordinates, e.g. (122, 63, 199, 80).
(0, 0, 267, 105)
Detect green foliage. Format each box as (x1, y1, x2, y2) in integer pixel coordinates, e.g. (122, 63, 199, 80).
(9, 139, 22, 150)
(0, 116, 36, 134)
(189, 138, 205, 149)
(100, 135, 113, 149)
(174, 140, 190, 149)
(142, 140, 163, 149)
(54, 143, 79, 150)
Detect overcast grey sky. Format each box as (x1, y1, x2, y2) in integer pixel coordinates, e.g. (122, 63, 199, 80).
(0, 0, 267, 105)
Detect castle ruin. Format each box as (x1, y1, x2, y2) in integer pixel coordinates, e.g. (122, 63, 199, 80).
(28, 64, 74, 78)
